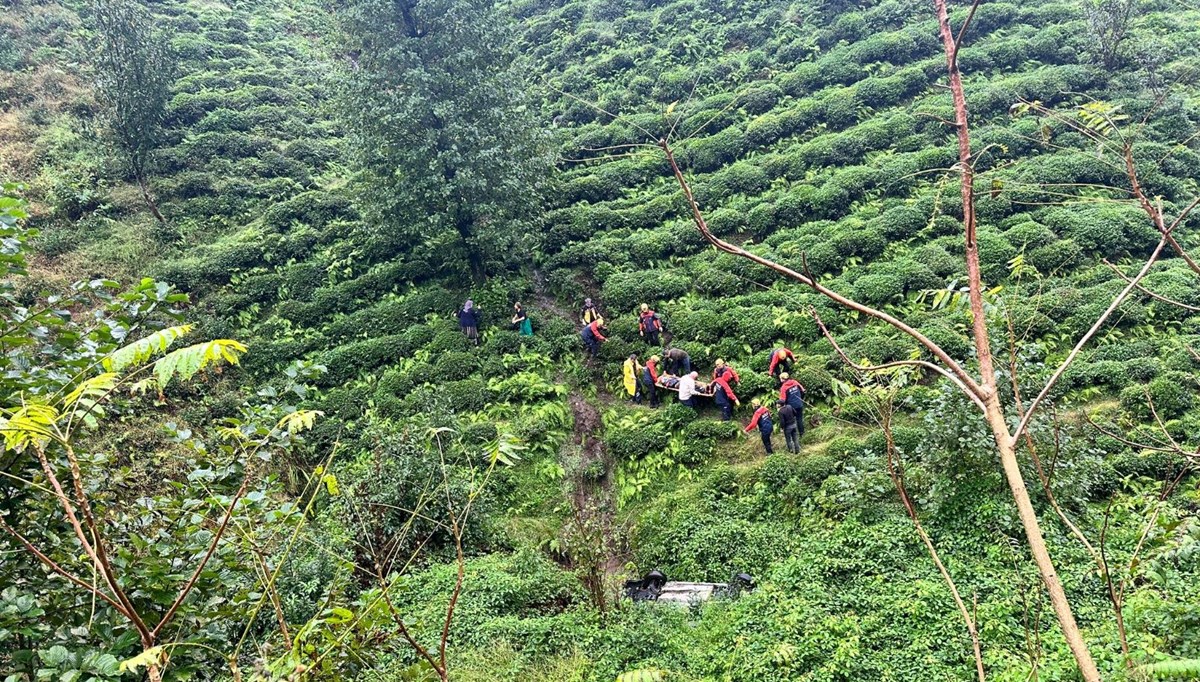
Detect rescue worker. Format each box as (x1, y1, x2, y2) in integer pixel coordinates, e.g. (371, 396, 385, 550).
(581, 298, 600, 325)
(744, 400, 774, 454)
(511, 302, 532, 337)
(767, 347, 796, 380)
(776, 399, 801, 453)
(711, 373, 740, 421)
(638, 303, 664, 346)
(712, 359, 741, 386)
(623, 354, 641, 403)
(664, 347, 691, 376)
(778, 372, 806, 414)
(641, 355, 661, 408)
(581, 316, 607, 357)
(678, 371, 699, 408)
(456, 300, 481, 347)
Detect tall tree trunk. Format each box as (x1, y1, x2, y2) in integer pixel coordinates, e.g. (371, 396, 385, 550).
(136, 174, 167, 227)
(454, 211, 485, 283)
(982, 398, 1102, 682)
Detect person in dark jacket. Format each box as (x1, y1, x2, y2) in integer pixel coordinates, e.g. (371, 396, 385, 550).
(456, 300, 481, 347)
(778, 372, 806, 413)
(776, 399, 801, 453)
(581, 298, 600, 325)
(511, 302, 532, 336)
(581, 317, 607, 357)
(638, 303, 664, 346)
(663, 347, 691, 376)
(641, 355, 661, 407)
(744, 400, 774, 454)
(712, 374, 740, 421)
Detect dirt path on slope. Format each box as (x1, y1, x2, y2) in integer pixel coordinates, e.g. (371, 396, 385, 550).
(532, 269, 625, 583)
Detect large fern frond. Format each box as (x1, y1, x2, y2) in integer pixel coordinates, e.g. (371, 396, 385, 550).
(102, 325, 193, 373)
(152, 339, 248, 388)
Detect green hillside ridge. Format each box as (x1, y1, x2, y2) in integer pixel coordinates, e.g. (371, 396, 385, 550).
(1, 0, 1199, 680)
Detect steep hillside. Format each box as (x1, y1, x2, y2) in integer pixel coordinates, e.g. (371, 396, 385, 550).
(1, 0, 1199, 680)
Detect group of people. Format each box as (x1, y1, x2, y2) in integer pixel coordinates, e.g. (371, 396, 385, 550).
(458, 295, 809, 455)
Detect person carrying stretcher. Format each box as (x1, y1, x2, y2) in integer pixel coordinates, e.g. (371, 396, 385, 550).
(641, 355, 661, 407)
(663, 347, 691, 376)
(713, 359, 740, 386)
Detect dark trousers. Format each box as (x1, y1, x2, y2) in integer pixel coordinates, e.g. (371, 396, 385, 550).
(718, 402, 732, 421)
(760, 428, 774, 454)
(680, 396, 695, 408)
(771, 361, 792, 381)
(668, 357, 690, 375)
(642, 381, 658, 407)
(784, 424, 799, 453)
(582, 331, 598, 357)
(644, 329, 660, 346)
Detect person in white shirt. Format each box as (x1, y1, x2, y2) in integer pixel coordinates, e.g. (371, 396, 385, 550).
(678, 371, 698, 407)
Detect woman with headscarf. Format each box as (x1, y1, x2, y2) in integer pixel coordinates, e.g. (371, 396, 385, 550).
(456, 299, 481, 346)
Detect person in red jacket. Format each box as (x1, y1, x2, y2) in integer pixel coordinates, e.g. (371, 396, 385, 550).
(711, 374, 740, 421)
(778, 372, 806, 413)
(743, 400, 774, 454)
(641, 354, 661, 407)
(712, 359, 741, 386)
(581, 317, 607, 357)
(638, 303, 664, 346)
(767, 347, 795, 381)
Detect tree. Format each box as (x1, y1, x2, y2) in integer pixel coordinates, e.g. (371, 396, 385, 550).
(1083, 0, 1139, 69)
(652, 1, 1200, 679)
(337, 0, 551, 281)
(92, 0, 176, 226)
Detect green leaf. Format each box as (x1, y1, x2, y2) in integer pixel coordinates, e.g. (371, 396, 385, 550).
(118, 647, 164, 673)
(40, 645, 70, 666)
(152, 339, 248, 387)
(103, 325, 193, 373)
(617, 670, 665, 682)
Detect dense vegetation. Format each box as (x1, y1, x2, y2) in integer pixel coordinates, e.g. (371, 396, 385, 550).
(1, 0, 1199, 680)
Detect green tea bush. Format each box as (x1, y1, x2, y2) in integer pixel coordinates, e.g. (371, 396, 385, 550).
(442, 378, 491, 413)
(601, 270, 691, 311)
(434, 351, 479, 381)
(606, 420, 670, 461)
(1120, 373, 1194, 421)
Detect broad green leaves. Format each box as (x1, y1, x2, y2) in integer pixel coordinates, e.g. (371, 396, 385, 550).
(102, 324, 192, 373)
(152, 339, 248, 388)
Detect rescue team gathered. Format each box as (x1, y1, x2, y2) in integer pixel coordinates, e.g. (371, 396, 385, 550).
(455, 297, 807, 455)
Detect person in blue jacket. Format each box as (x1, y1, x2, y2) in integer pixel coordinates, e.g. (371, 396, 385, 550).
(744, 400, 774, 454)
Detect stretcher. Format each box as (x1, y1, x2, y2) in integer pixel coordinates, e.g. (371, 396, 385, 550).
(654, 375, 717, 397)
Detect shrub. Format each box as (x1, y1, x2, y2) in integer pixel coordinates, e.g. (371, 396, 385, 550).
(442, 378, 491, 414)
(435, 351, 479, 381)
(601, 271, 691, 311)
(606, 421, 670, 461)
(1120, 373, 1194, 421)
(659, 403, 697, 430)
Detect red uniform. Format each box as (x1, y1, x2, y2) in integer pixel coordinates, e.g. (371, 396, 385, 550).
(778, 378, 805, 401)
(768, 348, 795, 376)
(713, 365, 741, 384)
(586, 319, 607, 341)
(638, 310, 662, 334)
(744, 406, 771, 433)
(646, 359, 660, 383)
(713, 375, 738, 403)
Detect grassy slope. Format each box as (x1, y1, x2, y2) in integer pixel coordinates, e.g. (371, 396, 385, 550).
(3, 0, 1200, 679)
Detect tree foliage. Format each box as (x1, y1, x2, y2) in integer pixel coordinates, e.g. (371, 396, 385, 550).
(338, 0, 551, 279)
